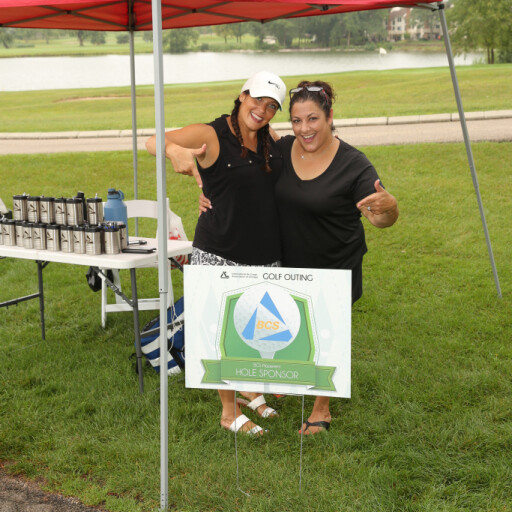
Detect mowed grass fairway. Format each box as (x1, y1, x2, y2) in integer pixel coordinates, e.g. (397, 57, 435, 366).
(1, 65, 511, 133)
(0, 138, 511, 510)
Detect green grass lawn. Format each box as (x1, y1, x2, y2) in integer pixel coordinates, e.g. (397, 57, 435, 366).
(1, 65, 511, 133)
(0, 141, 511, 511)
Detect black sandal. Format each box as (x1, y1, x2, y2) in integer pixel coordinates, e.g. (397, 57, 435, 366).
(300, 419, 330, 434)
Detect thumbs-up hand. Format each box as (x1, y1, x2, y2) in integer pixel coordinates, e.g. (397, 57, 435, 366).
(357, 179, 394, 215)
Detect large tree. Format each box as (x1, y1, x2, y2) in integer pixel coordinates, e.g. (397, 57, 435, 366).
(447, 0, 512, 64)
(164, 28, 199, 53)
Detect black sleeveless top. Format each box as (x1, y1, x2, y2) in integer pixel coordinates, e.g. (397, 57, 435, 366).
(193, 115, 282, 265)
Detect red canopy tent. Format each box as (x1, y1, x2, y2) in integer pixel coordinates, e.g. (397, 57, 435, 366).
(0, 1, 502, 507)
(0, 0, 443, 31)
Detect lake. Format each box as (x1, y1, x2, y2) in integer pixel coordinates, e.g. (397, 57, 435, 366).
(1, 50, 482, 92)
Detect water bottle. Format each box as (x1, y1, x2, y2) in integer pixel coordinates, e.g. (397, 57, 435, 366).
(103, 188, 128, 238)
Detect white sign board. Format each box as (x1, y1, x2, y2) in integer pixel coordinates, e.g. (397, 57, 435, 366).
(184, 266, 351, 398)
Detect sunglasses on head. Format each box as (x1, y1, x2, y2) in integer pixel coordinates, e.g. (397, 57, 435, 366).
(289, 86, 328, 100)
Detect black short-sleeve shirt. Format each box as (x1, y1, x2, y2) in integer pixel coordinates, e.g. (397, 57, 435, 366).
(275, 135, 379, 272)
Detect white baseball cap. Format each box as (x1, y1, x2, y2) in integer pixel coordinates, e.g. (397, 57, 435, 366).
(241, 71, 287, 110)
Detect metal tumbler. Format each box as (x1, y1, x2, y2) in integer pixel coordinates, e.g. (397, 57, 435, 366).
(117, 222, 128, 250)
(85, 226, 103, 255)
(33, 223, 47, 250)
(22, 222, 34, 249)
(73, 225, 86, 254)
(60, 225, 74, 253)
(2, 219, 16, 246)
(104, 224, 120, 254)
(40, 196, 55, 224)
(86, 196, 103, 225)
(46, 225, 60, 251)
(27, 196, 41, 223)
(15, 220, 24, 247)
(66, 198, 84, 226)
(13, 194, 28, 221)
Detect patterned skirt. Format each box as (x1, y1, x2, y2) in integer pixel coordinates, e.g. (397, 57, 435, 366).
(191, 247, 281, 267)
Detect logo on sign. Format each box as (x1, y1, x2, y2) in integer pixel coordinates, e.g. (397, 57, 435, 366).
(233, 283, 300, 359)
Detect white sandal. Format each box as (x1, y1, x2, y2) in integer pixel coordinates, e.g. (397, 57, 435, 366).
(244, 395, 278, 418)
(228, 414, 265, 435)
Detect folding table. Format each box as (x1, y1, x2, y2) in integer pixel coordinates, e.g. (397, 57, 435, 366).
(0, 237, 192, 393)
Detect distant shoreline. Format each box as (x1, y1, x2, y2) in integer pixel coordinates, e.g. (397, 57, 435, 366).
(0, 41, 447, 59)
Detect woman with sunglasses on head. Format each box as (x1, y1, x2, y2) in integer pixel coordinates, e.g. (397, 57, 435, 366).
(146, 71, 287, 436)
(199, 80, 399, 435)
(274, 80, 398, 434)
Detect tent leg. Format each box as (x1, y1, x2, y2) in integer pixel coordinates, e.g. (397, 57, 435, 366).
(438, 3, 502, 298)
(151, 0, 170, 509)
(129, 27, 139, 236)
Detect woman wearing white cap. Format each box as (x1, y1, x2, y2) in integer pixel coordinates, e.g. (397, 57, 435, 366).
(186, 77, 399, 436)
(146, 71, 287, 436)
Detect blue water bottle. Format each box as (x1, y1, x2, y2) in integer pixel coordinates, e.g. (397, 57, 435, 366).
(104, 188, 128, 234)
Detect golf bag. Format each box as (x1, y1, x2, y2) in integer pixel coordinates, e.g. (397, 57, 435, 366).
(137, 297, 185, 375)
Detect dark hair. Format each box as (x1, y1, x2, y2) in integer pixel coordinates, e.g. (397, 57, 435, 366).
(230, 93, 272, 173)
(289, 80, 336, 130)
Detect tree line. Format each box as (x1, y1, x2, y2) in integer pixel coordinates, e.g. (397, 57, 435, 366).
(1, 0, 511, 63)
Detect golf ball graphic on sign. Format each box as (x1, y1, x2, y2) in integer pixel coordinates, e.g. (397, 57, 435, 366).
(233, 283, 301, 359)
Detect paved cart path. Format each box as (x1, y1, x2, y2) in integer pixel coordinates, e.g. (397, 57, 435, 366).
(1, 111, 511, 155)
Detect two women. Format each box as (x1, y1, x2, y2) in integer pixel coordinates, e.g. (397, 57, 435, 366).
(147, 72, 399, 436)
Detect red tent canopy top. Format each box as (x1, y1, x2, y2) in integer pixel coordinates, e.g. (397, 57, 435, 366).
(0, 0, 442, 31)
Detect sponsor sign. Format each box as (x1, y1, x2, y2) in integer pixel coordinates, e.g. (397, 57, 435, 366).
(184, 266, 351, 398)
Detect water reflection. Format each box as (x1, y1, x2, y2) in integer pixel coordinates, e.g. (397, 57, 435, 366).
(1, 50, 482, 91)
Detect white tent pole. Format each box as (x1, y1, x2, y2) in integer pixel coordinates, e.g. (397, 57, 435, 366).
(437, 2, 502, 298)
(150, 0, 170, 509)
(129, 25, 139, 235)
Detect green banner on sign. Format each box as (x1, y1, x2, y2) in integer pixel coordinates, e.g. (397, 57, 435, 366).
(202, 358, 336, 390)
